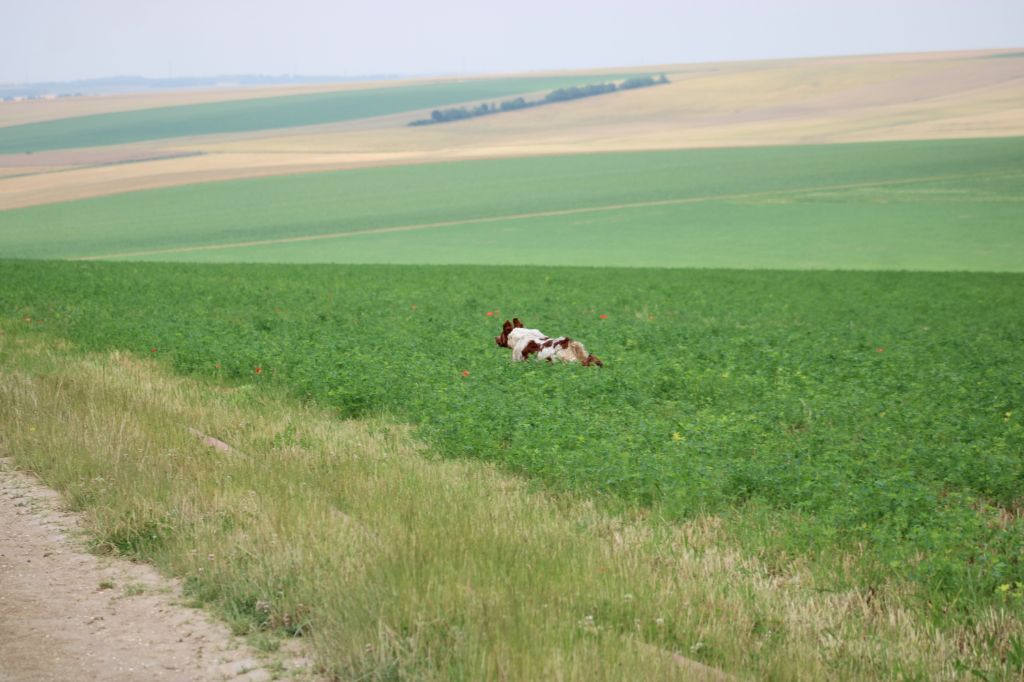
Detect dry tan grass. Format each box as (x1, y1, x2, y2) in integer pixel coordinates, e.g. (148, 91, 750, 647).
(1, 49, 1021, 209)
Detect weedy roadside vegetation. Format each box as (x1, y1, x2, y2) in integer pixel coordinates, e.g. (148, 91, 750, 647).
(2, 319, 1022, 680)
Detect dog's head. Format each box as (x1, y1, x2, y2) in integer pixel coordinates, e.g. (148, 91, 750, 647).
(494, 318, 524, 348)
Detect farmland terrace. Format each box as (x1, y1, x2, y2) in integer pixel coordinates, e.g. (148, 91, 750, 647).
(0, 137, 1021, 272)
(1, 49, 1022, 209)
(2, 49, 1024, 681)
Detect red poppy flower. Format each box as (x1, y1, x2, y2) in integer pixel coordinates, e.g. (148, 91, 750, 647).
(254, 366, 263, 374)
(462, 370, 470, 377)
(486, 311, 494, 317)
(150, 347, 157, 353)
(599, 314, 608, 320)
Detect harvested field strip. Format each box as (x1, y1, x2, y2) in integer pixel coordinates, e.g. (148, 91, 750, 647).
(3, 51, 1021, 209)
(74, 170, 1009, 261)
(2, 320, 1018, 680)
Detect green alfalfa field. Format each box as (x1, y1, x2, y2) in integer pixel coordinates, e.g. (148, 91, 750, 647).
(2, 138, 1023, 679)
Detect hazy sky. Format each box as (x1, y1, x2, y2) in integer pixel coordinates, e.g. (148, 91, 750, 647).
(3, 0, 1023, 83)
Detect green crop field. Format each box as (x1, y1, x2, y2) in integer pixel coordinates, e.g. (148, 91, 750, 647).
(3, 260, 1023, 615)
(3, 133, 1024, 677)
(159, 175, 1023, 271)
(1, 137, 1021, 271)
(0, 75, 620, 153)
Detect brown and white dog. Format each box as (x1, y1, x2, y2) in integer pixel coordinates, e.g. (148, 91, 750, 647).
(495, 318, 603, 367)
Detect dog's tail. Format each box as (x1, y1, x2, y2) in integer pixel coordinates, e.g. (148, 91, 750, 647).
(565, 340, 602, 366)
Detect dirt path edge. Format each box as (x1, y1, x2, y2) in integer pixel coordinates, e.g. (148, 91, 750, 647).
(0, 458, 316, 682)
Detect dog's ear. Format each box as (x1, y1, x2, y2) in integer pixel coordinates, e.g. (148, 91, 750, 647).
(496, 320, 513, 348)
(512, 318, 524, 328)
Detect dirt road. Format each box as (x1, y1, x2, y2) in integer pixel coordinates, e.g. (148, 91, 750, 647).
(0, 460, 314, 681)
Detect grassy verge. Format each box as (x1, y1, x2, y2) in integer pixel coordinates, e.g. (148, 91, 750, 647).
(3, 321, 1021, 679)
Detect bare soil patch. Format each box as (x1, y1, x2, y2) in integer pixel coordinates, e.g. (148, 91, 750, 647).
(0, 459, 315, 681)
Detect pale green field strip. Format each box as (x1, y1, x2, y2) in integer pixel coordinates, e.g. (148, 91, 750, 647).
(77, 170, 1012, 262)
(0, 75, 623, 153)
(1, 137, 1022, 270)
(125, 178, 1024, 271)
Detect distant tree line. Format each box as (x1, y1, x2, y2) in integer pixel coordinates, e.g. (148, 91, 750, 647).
(409, 74, 669, 126)
(542, 81, 617, 103)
